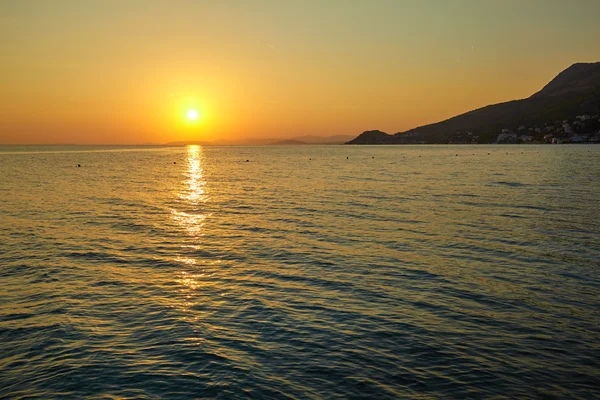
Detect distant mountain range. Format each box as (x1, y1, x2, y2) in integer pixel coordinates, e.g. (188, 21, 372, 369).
(166, 134, 354, 146)
(347, 62, 600, 144)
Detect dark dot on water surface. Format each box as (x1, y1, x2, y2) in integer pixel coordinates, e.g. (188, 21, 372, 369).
(77, 164, 80, 167)
(246, 160, 249, 162)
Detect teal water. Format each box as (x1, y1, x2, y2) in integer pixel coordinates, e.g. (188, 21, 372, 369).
(1, 144, 599, 399)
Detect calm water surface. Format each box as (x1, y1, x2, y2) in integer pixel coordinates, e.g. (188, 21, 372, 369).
(1, 145, 599, 399)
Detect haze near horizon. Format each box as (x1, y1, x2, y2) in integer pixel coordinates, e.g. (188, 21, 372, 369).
(1, 0, 599, 144)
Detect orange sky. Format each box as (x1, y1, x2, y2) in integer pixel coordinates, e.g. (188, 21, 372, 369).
(1, 0, 599, 144)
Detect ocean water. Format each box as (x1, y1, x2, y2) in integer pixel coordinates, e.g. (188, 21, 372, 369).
(1, 144, 599, 399)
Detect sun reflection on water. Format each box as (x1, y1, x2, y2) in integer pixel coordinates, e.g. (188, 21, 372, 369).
(170, 145, 213, 296)
(170, 145, 209, 239)
(181, 145, 206, 204)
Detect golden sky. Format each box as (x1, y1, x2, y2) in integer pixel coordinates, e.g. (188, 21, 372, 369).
(1, 0, 599, 144)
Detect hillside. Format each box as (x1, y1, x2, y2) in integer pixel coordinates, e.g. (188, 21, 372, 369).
(272, 139, 307, 145)
(347, 62, 600, 144)
(532, 62, 600, 98)
(166, 134, 354, 146)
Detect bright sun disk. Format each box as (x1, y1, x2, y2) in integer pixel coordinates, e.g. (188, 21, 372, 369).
(187, 109, 199, 120)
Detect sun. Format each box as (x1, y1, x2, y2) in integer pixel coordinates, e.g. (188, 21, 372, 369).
(187, 109, 199, 120)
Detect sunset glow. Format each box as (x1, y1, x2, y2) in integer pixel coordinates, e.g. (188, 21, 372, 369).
(1, 1, 599, 144)
(1, 1, 600, 398)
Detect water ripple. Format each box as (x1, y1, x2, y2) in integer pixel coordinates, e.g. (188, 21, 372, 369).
(1, 145, 599, 399)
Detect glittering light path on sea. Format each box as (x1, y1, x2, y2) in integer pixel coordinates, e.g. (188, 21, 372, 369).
(1, 144, 599, 399)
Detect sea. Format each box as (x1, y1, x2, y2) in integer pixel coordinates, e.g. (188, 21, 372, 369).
(1, 144, 599, 399)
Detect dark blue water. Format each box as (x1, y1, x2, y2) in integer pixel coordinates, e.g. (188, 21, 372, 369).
(1, 145, 599, 399)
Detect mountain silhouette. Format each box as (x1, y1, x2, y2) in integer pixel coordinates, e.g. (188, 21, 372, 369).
(532, 62, 600, 98)
(347, 62, 600, 144)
